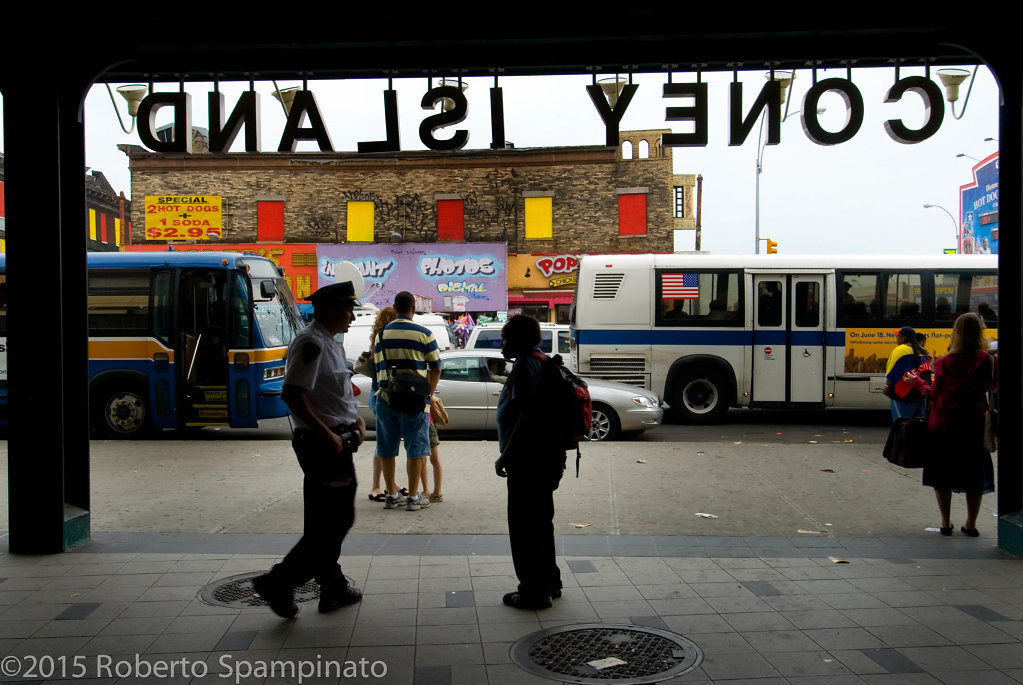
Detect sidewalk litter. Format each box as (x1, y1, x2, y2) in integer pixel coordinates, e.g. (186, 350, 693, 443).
(588, 657, 627, 671)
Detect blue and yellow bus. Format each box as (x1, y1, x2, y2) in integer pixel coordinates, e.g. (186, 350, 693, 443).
(0, 251, 305, 438)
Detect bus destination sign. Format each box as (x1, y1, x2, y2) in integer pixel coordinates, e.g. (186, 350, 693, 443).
(145, 195, 223, 240)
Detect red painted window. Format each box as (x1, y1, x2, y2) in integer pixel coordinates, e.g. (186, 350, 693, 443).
(100, 213, 108, 242)
(437, 199, 465, 241)
(618, 193, 647, 236)
(257, 201, 285, 241)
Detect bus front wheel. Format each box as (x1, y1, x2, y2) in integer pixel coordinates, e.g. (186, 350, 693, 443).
(95, 387, 150, 439)
(671, 368, 729, 424)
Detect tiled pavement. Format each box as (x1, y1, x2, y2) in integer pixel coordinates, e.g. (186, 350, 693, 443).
(1, 532, 1022, 684)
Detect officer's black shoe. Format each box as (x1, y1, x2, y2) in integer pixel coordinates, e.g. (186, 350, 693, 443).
(252, 574, 298, 619)
(318, 584, 362, 613)
(503, 591, 552, 609)
(550, 587, 563, 599)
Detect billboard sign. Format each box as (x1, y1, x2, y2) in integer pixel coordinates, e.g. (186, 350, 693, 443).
(959, 153, 999, 254)
(317, 243, 507, 313)
(144, 195, 223, 240)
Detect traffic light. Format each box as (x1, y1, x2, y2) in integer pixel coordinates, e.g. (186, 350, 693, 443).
(766, 239, 778, 254)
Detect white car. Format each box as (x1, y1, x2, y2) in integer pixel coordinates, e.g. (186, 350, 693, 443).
(342, 312, 458, 361)
(465, 322, 571, 356)
(353, 349, 662, 441)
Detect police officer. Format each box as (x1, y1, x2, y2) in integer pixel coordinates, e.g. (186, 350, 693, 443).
(253, 280, 366, 617)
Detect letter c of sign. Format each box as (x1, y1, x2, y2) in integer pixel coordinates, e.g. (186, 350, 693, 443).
(882, 76, 944, 144)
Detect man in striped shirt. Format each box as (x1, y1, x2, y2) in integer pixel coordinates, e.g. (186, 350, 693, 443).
(373, 291, 442, 511)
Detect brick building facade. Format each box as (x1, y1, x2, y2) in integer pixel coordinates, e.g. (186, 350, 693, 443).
(121, 129, 695, 318)
(121, 129, 694, 253)
(85, 169, 131, 252)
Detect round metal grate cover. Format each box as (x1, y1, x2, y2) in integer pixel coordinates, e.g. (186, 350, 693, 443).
(198, 572, 321, 609)
(511, 624, 703, 684)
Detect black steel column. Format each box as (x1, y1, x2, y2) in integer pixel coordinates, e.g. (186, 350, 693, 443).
(991, 56, 1023, 555)
(3, 75, 92, 553)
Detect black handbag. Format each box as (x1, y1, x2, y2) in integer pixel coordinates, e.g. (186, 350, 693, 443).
(882, 398, 930, 468)
(386, 371, 431, 413)
(381, 324, 431, 413)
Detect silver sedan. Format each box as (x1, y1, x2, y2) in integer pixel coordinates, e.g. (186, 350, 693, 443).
(353, 350, 662, 441)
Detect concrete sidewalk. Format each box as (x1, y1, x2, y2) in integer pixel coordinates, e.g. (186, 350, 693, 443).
(25, 436, 1002, 539)
(2, 436, 1020, 684)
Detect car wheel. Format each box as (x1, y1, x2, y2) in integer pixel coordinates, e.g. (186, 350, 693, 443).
(95, 386, 150, 439)
(671, 367, 729, 424)
(587, 402, 620, 441)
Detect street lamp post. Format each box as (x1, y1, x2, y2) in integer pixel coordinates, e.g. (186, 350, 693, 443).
(923, 203, 960, 252)
(755, 106, 824, 253)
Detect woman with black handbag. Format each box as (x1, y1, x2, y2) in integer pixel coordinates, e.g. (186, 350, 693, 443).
(924, 312, 996, 537)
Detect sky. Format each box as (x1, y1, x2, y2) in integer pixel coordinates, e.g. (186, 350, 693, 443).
(0, 64, 1000, 255)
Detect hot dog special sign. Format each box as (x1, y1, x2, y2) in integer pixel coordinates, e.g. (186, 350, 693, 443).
(144, 196, 223, 240)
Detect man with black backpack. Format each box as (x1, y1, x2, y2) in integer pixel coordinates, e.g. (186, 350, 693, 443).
(494, 315, 566, 609)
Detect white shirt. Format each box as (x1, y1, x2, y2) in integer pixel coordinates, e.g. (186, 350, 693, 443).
(284, 320, 359, 429)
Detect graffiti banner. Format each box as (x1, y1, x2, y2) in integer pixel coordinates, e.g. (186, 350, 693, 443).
(317, 243, 507, 312)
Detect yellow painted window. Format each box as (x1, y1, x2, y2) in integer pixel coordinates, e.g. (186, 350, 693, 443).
(524, 197, 553, 239)
(114, 218, 122, 246)
(346, 201, 375, 242)
(89, 209, 97, 240)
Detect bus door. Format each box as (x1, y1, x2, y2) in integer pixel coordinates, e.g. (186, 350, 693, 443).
(179, 270, 231, 427)
(226, 272, 258, 428)
(789, 275, 825, 404)
(752, 275, 786, 403)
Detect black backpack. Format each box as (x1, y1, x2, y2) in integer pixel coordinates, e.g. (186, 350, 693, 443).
(533, 351, 591, 476)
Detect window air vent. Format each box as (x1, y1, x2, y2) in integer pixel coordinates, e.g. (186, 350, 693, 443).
(593, 273, 625, 300)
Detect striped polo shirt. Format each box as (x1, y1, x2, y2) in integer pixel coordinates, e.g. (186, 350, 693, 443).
(373, 318, 441, 404)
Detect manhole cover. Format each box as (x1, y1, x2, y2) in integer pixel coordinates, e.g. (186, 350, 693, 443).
(510, 624, 702, 684)
(198, 572, 322, 609)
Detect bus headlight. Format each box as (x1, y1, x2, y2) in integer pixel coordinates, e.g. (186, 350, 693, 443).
(263, 365, 286, 381)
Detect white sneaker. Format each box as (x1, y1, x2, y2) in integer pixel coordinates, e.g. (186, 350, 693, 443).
(384, 493, 404, 509)
(406, 495, 431, 511)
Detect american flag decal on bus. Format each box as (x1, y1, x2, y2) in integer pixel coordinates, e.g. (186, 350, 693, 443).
(662, 272, 699, 299)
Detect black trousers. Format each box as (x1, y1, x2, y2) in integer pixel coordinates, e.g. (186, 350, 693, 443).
(272, 426, 357, 593)
(507, 463, 563, 598)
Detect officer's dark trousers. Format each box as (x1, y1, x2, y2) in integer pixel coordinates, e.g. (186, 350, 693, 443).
(507, 463, 563, 599)
(272, 428, 356, 593)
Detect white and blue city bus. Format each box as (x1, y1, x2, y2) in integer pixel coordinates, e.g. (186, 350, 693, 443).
(0, 251, 305, 437)
(571, 253, 998, 423)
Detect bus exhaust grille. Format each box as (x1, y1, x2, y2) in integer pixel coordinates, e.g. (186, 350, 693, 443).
(593, 273, 625, 300)
(589, 358, 646, 374)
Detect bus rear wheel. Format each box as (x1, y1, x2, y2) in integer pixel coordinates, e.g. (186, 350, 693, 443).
(671, 368, 729, 424)
(95, 386, 150, 439)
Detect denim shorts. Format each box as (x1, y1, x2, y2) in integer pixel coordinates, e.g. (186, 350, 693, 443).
(375, 398, 431, 459)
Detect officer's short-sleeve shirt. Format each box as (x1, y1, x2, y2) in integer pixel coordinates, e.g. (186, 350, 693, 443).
(285, 320, 359, 429)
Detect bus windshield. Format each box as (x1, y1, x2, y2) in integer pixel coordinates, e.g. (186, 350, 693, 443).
(240, 258, 303, 348)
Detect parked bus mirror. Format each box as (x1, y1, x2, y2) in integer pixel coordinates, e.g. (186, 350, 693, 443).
(259, 280, 277, 299)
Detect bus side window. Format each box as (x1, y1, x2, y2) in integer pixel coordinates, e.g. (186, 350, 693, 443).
(757, 282, 782, 327)
(883, 272, 922, 320)
(152, 271, 172, 345)
(794, 281, 820, 327)
(838, 274, 879, 322)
